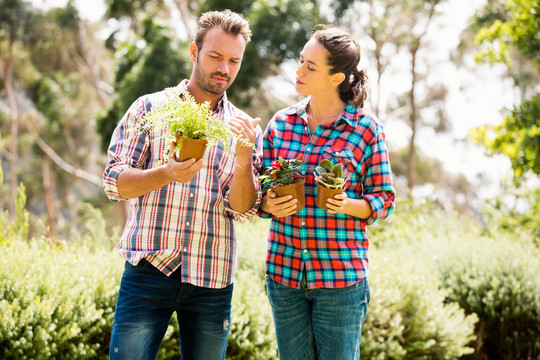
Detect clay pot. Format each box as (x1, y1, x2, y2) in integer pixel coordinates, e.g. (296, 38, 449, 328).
(174, 136, 208, 162)
(271, 178, 306, 210)
(316, 183, 346, 210)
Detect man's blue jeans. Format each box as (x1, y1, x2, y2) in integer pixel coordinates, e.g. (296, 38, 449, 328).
(266, 274, 370, 360)
(109, 260, 233, 360)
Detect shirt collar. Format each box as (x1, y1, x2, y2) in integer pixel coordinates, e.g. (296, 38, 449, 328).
(174, 79, 229, 113)
(287, 97, 358, 128)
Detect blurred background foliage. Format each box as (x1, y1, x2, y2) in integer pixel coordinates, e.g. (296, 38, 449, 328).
(0, 0, 538, 358)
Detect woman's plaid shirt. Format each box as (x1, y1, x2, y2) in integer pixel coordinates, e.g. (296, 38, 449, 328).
(260, 98, 395, 289)
(103, 80, 263, 289)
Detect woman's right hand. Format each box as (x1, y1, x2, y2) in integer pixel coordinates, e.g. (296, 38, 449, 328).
(260, 190, 298, 218)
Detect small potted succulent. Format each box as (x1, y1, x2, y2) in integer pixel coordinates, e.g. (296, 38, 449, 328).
(259, 156, 306, 210)
(314, 159, 347, 210)
(137, 89, 254, 163)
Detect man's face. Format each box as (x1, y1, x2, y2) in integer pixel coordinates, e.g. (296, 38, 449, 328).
(192, 27, 246, 96)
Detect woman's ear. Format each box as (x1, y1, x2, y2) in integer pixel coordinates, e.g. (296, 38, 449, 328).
(331, 72, 346, 87)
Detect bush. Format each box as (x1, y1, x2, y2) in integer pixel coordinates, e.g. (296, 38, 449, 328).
(363, 246, 478, 359)
(0, 240, 123, 359)
(372, 199, 540, 359)
(227, 218, 277, 360)
(434, 234, 540, 359)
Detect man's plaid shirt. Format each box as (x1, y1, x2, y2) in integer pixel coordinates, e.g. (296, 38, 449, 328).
(103, 80, 263, 289)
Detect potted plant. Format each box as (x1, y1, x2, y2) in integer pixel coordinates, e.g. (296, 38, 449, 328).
(314, 159, 347, 210)
(136, 89, 254, 163)
(259, 156, 306, 210)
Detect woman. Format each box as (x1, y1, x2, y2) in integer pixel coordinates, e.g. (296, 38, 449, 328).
(259, 25, 395, 359)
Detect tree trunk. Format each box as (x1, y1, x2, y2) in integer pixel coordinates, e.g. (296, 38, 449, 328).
(3, 37, 18, 220)
(42, 156, 57, 238)
(407, 41, 420, 197)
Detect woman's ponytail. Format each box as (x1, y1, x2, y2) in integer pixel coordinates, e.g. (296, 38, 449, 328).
(338, 68, 368, 108)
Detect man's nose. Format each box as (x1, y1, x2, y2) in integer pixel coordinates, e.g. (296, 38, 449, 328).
(216, 60, 229, 74)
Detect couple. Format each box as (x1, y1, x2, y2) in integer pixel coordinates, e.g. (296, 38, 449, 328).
(103, 9, 395, 360)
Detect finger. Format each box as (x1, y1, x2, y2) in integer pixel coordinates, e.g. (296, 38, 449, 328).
(169, 141, 177, 161)
(267, 189, 277, 198)
(269, 195, 294, 206)
(176, 158, 197, 169)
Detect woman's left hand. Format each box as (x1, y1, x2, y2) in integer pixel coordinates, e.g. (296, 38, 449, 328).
(326, 192, 348, 214)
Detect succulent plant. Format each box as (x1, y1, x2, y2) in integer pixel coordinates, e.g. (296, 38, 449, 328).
(314, 159, 346, 189)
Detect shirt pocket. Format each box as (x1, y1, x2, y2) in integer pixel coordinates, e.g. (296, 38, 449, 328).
(322, 146, 363, 195)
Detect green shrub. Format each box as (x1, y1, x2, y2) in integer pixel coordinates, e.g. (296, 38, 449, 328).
(372, 199, 540, 359)
(363, 246, 478, 359)
(434, 234, 540, 359)
(0, 240, 123, 359)
(227, 218, 277, 360)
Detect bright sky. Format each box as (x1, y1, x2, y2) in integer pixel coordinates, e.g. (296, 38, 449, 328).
(30, 0, 514, 199)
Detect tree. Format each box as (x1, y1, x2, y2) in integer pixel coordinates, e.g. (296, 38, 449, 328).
(343, 0, 450, 196)
(469, 0, 540, 182)
(0, 0, 34, 220)
(97, 0, 333, 150)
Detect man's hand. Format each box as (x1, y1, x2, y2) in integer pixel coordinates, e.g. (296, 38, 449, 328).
(260, 190, 298, 218)
(228, 115, 260, 165)
(164, 141, 204, 183)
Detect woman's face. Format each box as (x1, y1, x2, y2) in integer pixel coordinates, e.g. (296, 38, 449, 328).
(295, 38, 341, 97)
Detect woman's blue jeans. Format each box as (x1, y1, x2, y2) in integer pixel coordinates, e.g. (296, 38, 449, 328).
(266, 274, 370, 360)
(109, 260, 233, 360)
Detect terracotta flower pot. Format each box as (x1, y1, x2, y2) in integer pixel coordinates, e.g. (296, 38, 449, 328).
(174, 136, 208, 162)
(271, 178, 306, 210)
(316, 183, 346, 210)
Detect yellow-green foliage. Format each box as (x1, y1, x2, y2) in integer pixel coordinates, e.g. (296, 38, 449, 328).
(0, 240, 123, 359)
(1, 195, 538, 359)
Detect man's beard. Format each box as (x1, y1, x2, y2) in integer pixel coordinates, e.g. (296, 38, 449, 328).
(194, 62, 231, 95)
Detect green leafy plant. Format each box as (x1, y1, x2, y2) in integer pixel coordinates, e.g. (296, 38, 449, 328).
(136, 89, 254, 163)
(314, 159, 346, 189)
(258, 156, 305, 191)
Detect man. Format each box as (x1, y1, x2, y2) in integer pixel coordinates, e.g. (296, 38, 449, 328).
(103, 10, 262, 360)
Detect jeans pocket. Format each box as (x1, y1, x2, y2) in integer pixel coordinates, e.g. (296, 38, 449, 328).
(125, 258, 151, 272)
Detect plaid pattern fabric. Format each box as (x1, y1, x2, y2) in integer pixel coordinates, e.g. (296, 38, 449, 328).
(260, 97, 395, 289)
(103, 80, 263, 288)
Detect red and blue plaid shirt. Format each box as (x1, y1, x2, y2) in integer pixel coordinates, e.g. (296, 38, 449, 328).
(259, 97, 395, 289)
(103, 80, 263, 288)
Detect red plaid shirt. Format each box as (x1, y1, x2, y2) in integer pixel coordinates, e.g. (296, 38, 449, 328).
(259, 98, 395, 289)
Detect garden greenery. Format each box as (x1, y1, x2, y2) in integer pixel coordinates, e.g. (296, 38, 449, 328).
(0, 189, 538, 359)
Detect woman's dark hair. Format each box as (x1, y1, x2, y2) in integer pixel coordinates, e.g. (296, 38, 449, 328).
(311, 25, 368, 108)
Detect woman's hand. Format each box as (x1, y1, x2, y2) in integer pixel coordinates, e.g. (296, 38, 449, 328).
(260, 189, 298, 218)
(326, 192, 348, 214)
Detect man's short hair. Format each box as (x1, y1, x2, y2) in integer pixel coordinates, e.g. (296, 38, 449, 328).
(195, 9, 252, 50)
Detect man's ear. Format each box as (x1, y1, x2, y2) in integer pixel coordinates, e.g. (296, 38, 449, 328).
(189, 42, 198, 62)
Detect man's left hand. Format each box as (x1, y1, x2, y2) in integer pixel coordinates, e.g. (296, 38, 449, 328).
(229, 115, 260, 164)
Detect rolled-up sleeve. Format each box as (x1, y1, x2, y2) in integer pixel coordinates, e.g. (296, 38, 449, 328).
(223, 125, 264, 221)
(103, 98, 150, 202)
(361, 124, 395, 225)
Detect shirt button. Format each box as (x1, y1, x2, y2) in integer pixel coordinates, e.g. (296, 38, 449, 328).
(303, 249, 308, 254)
(301, 222, 306, 226)
(186, 222, 190, 226)
(302, 171, 306, 175)
(184, 247, 187, 252)
(189, 193, 194, 198)
(306, 147, 312, 152)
